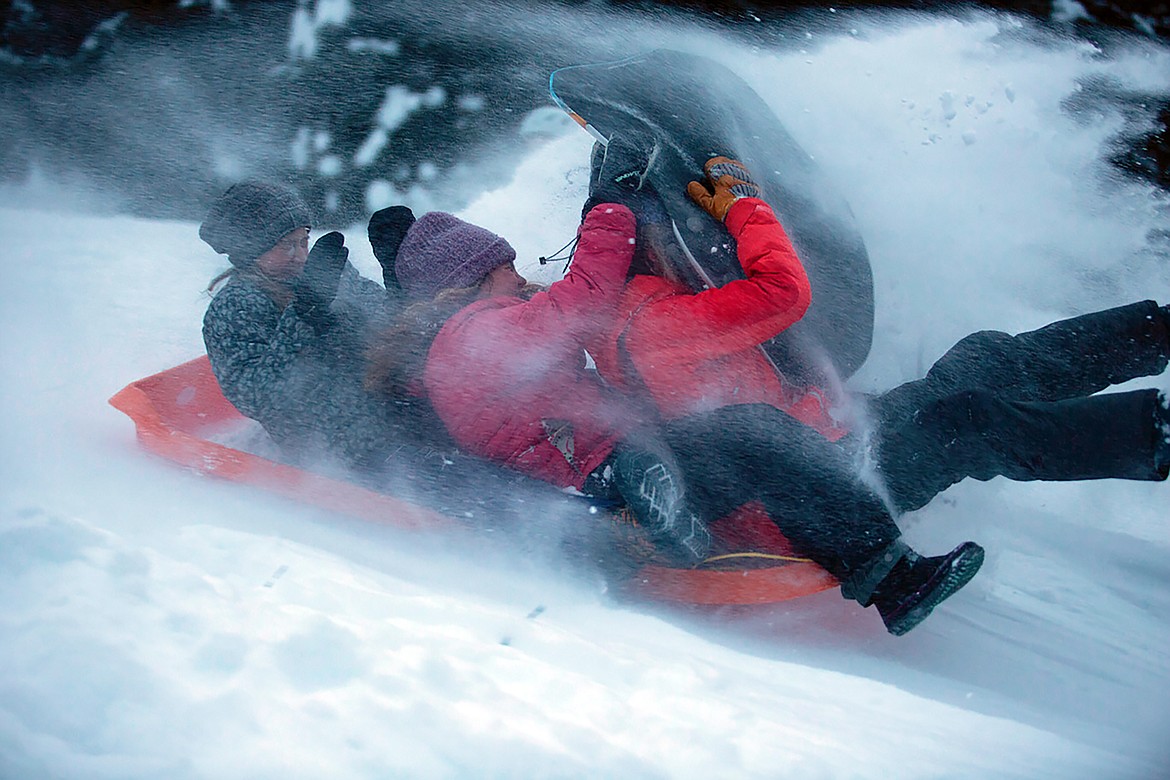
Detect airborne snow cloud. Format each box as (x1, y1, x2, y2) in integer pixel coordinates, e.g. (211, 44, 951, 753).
(1, 9, 1169, 780)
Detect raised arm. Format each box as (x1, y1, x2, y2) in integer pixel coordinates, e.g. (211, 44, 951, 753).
(506, 203, 636, 342)
(626, 158, 811, 364)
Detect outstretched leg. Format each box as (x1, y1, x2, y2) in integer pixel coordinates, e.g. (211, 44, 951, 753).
(873, 301, 1170, 423)
(663, 404, 985, 634)
(875, 388, 1168, 513)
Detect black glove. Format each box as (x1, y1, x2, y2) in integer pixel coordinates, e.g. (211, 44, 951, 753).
(582, 132, 656, 219)
(368, 205, 415, 294)
(292, 231, 348, 333)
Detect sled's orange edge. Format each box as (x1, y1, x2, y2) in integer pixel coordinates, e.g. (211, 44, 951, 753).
(108, 361, 450, 532)
(110, 357, 838, 605)
(627, 562, 838, 605)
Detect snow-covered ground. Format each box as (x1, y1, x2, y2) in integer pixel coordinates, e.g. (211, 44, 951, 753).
(2, 11, 1169, 780)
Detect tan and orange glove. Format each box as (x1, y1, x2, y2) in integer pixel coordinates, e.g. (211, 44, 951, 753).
(686, 156, 761, 222)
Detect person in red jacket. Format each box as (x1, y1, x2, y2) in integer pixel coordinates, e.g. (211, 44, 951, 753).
(588, 142, 1170, 513)
(578, 137, 1170, 630)
(364, 153, 989, 635)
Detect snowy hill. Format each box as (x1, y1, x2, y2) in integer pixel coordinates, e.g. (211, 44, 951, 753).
(2, 12, 1169, 780)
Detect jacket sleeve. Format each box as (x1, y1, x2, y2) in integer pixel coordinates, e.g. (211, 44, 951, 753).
(625, 197, 811, 364)
(202, 284, 317, 421)
(505, 203, 635, 342)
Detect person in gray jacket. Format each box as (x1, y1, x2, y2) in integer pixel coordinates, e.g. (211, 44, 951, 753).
(199, 180, 421, 473)
(197, 180, 591, 530)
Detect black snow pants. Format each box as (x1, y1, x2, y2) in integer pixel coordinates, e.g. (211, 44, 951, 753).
(865, 300, 1170, 513)
(660, 403, 902, 583)
(656, 301, 1168, 583)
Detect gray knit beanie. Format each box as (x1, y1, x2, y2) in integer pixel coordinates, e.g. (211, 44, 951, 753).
(394, 212, 517, 300)
(199, 180, 313, 267)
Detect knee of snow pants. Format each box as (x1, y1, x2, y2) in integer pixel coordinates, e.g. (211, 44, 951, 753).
(662, 403, 903, 581)
(876, 387, 1168, 513)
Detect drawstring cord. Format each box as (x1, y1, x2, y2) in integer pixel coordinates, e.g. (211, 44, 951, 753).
(538, 235, 580, 274)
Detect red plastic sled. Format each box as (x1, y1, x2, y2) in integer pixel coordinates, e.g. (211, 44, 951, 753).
(109, 357, 838, 605)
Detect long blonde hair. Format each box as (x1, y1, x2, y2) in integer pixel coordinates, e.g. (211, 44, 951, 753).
(206, 267, 236, 293)
(364, 286, 481, 398)
(365, 282, 545, 398)
(206, 265, 294, 309)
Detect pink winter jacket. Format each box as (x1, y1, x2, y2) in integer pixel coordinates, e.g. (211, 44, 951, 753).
(422, 205, 640, 490)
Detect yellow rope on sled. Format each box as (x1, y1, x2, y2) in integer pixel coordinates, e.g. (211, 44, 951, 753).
(699, 551, 815, 566)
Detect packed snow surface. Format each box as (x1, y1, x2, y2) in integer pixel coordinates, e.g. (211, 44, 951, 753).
(2, 11, 1169, 780)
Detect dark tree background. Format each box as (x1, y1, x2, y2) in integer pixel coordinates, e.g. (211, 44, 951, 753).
(2, 0, 1167, 226)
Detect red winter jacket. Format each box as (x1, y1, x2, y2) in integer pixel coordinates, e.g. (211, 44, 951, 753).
(588, 197, 848, 441)
(423, 205, 641, 490)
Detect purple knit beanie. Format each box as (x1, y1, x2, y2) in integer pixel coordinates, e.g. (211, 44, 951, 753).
(394, 212, 517, 299)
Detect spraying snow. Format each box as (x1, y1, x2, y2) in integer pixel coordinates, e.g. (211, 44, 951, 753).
(1, 8, 1168, 779)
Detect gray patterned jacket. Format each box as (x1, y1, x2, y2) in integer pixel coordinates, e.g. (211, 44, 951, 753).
(202, 265, 411, 471)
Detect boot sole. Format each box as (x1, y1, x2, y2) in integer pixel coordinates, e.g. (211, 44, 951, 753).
(884, 542, 985, 636)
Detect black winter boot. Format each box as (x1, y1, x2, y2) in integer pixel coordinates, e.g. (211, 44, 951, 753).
(869, 542, 985, 636)
(607, 447, 712, 567)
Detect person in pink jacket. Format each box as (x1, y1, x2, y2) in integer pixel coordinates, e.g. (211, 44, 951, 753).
(364, 203, 710, 568)
(415, 207, 638, 491)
